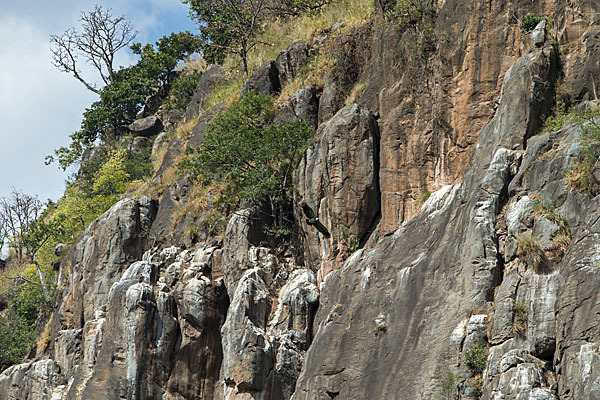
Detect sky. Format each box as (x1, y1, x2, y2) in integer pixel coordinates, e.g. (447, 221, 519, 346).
(0, 0, 197, 203)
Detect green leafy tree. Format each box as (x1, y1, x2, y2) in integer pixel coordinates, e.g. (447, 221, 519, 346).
(180, 92, 312, 228)
(48, 32, 201, 169)
(183, 0, 271, 74)
(183, 0, 328, 71)
(0, 190, 62, 299)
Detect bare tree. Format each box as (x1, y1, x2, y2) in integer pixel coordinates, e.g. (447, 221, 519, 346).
(50, 5, 138, 94)
(0, 190, 42, 265)
(0, 190, 54, 298)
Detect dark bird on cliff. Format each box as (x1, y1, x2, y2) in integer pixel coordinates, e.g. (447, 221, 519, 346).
(300, 201, 330, 238)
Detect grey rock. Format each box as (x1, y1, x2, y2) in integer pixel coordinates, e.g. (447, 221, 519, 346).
(189, 103, 226, 148)
(220, 268, 273, 393)
(318, 76, 343, 125)
(291, 86, 319, 129)
(293, 43, 557, 400)
(222, 207, 268, 291)
(66, 198, 157, 327)
(275, 41, 310, 86)
(491, 270, 520, 343)
(506, 196, 533, 237)
(242, 61, 281, 96)
(151, 132, 169, 157)
(54, 243, 69, 257)
(154, 134, 183, 177)
(130, 136, 149, 153)
(532, 216, 560, 250)
(54, 329, 82, 379)
(532, 20, 547, 47)
(295, 103, 380, 282)
(184, 64, 226, 121)
(129, 115, 164, 137)
(0, 360, 66, 399)
(268, 269, 319, 349)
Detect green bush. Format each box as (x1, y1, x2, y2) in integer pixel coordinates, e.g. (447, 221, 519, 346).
(0, 266, 54, 372)
(417, 190, 432, 206)
(522, 13, 546, 33)
(558, 106, 600, 192)
(0, 313, 35, 371)
(440, 373, 460, 399)
(464, 340, 488, 375)
(180, 92, 313, 230)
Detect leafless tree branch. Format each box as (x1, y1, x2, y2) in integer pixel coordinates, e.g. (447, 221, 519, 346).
(50, 5, 138, 93)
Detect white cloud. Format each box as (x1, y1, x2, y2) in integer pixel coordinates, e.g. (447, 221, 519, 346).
(0, 14, 97, 201)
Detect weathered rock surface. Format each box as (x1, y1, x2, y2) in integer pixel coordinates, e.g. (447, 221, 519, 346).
(291, 86, 319, 129)
(362, 0, 599, 229)
(184, 64, 226, 121)
(275, 41, 310, 86)
(295, 103, 380, 282)
(317, 77, 343, 125)
(293, 40, 557, 400)
(6, 2, 600, 400)
(129, 115, 164, 137)
(58, 197, 158, 329)
(242, 61, 281, 96)
(0, 360, 66, 400)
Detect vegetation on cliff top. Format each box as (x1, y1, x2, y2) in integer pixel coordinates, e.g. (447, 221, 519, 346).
(179, 92, 313, 232)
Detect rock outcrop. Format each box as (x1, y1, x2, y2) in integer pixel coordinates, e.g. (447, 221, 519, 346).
(185, 64, 226, 121)
(295, 103, 380, 282)
(293, 39, 558, 399)
(129, 115, 164, 137)
(5, 1, 600, 399)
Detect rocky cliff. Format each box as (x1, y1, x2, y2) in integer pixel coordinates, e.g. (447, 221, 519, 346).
(3, 0, 600, 399)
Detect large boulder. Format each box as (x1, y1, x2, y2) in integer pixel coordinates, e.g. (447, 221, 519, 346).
(318, 76, 344, 125)
(184, 64, 226, 121)
(220, 269, 274, 394)
(0, 360, 66, 399)
(242, 61, 281, 96)
(276, 40, 310, 86)
(295, 103, 381, 282)
(54, 197, 158, 332)
(129, 115, 164, 137)
(291, 86, 319, 129)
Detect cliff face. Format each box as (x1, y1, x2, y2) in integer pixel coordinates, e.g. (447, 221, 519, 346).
(3, 1, 600, 399)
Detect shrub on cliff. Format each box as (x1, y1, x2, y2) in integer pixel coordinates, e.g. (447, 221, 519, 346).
(179, 92, 313, 229)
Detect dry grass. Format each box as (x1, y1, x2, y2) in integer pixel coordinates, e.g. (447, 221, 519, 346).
(0, 257, 32, 294)
(36, 319, 52, 355)
(516, 234, 548, 273)
(240, 0, 374, 74)
(277, 53, 335, 102)
(174, 117, 199, 140)
(550, 232, 571, 258)
(204, 79, 244, 110)
(170, 182, 229, 237)
(512, 301, 527, 336)
(344, 81, 369, 105)
(184, 55, 207, 73)
(203, 0, 373, 108)
(567, 162, 594, 192)
(152, 144, 169, 172)
(171, 184, 211, 229)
